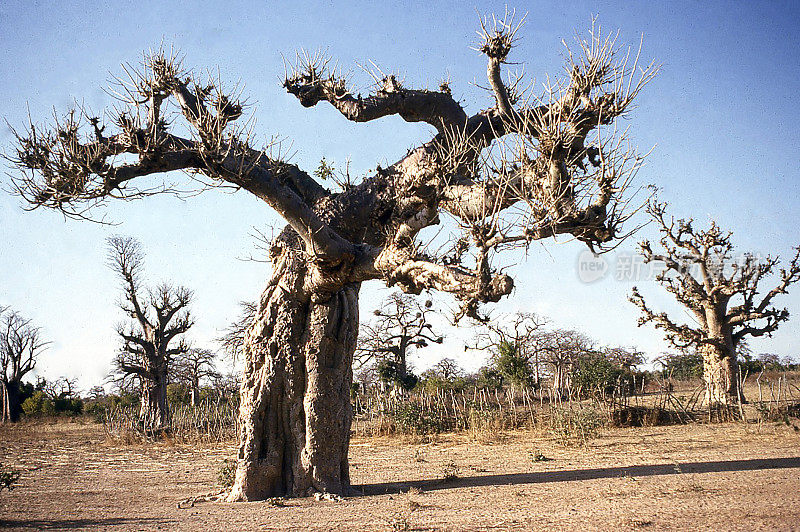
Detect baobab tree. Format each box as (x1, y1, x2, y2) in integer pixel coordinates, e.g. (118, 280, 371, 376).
(542, 329, 595, 395)
(603, 346, 645, 371)
(8, 14, 656, 499)
(630, 202, 800, 406)
(107, 236, 193, 428)
(355, 292, 442, 389)
(430, 357, 463, 381)
(1, 307, 49, 422)
(174, 348, 219, 406)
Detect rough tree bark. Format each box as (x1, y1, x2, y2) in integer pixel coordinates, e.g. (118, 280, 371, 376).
(229, 249, 358, 499)
(9, 14, 657, 498)
(701, 344, 738, 405)
(139, 365, 169, 428)
(631, 202, 800, 407)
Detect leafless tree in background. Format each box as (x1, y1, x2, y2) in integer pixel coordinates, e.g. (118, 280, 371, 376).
(602, 346, 645, 371)
(430, 357, 463, 381)
(174, 348, 220, 406)
(8, 12, 656, 499)
(41, 377, 80, 401)
(1, 307, 49, 422)
(107, 236, 193, 428)
(355, 292, 442, 386)
(473, 312, 548, 384)
(540, 329, 595, 395)
(630, 202, 800, 405)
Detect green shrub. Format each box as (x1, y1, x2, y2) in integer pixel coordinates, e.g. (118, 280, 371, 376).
(167, 383, 191, 406)
(54, 396, 83, 416)
(659, 351, 704, 380)
(0, 464, 21, 492)
(571, 351, 632, 396)
(377, 360, 419, 391)
(22, 391, 56, 417)
(418, 372, 470, 393)
(391, 403, 449, 434)
(217, 459, 237, 487)
(548, 405, 606, 446)
(493, 342, 535, 388)
(476, 366, 504, 391)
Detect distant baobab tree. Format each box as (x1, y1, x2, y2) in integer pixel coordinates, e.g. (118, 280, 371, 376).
(630, 202, 800, 406)
(174, 348, 219, 406)
(8, 12, 656, 499)
(107, 236, 193, 428)
(1, 307, 49, 423)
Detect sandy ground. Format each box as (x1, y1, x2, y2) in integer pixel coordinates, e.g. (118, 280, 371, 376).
(1, 420, 800, 531)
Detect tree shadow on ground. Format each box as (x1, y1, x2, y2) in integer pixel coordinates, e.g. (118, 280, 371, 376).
(0, 517, 175, 530)
(358, 457, 800, 496)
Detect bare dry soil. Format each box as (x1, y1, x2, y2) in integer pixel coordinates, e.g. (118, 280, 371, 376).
(2, 421, 800, 531)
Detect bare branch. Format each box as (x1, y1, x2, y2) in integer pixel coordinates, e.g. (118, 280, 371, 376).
(283, 50, 467, 133)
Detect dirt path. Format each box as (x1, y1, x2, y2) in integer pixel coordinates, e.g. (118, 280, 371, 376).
(2, 421, 799, 530)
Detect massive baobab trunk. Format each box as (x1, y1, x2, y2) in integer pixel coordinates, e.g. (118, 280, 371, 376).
(1, 381, 23, 423)
(139, 368, 169, 429)
(228, 250, 357, 500)
(701, 343, 740, 406)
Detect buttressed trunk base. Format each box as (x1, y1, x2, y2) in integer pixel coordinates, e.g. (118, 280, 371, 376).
(228, 251, 358, 501)
(1, 381, 23, 423)
(139, 371, 169, 429)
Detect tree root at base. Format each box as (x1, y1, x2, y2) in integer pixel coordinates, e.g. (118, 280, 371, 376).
(177, 489, 347, 508)
(177, 488, 229, 509)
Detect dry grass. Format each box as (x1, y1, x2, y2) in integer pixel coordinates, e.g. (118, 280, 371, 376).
(101, 400, 238, 445)
(352, 372, 800, 447)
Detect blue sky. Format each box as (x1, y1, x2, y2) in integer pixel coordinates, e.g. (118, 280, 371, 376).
(1, 1, 799, 389)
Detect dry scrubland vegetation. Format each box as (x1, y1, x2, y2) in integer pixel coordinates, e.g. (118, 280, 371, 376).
(2, 392, 800, 531)
(3, 370, 800, 530)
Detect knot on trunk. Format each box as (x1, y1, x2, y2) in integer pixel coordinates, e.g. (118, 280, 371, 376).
(484, 273, 514, 302)
(306, 251, 360, 303)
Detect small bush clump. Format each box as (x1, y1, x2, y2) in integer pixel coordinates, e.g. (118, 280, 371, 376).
(441, 460, 459, 481)
(22, 391, 56, 417)
(217, 459, 237, 488)
(548, 406, 607, 447)
(391, 403, 450, 434)
(0, 464, 21, 492)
